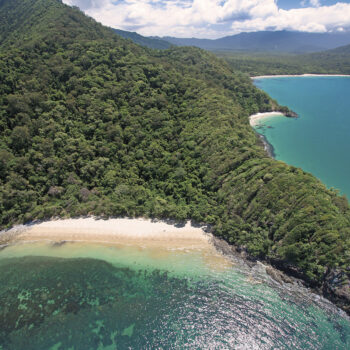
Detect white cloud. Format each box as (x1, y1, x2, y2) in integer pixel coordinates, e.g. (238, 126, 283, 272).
(62, 0, 350, 38)
(310, 0, 320, 7)
(301, 0, 320, 7)
(231, 3, 350, 33)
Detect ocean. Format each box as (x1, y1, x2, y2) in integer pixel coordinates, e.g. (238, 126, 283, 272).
(0, 240, 349, 349)
(253, 76, 350, 199)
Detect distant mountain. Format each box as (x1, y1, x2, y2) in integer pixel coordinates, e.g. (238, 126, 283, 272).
(324, 43, 350, 55)
(161, 31, 350, 53)
(113, 28, 172, 49)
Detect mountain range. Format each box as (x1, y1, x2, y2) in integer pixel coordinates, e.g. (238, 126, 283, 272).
(161, 31, 350, 53)
(112, 28, 350, 54)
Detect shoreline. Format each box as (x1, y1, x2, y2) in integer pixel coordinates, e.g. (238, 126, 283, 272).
(258, 133, 276, 158)
(252, 74, 350, 79)
(249, 112, 285, 159)
(0, 217, 214, 251)
(249, 111, 285, 127)
(1, 217, 349, 316)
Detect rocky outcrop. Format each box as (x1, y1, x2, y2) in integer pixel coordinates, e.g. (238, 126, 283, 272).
(284, 110, 298, 118)
(323, 269, 350, 315)
(214, 238, 350, 316)
(265, 265, 294, 284)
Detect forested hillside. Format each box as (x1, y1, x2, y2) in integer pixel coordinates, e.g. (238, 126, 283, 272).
(1, 0, 349, 311)
(218, 45, 350, 76)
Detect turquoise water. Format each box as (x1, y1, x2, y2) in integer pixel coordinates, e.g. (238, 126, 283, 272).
(254, 76, 350, 198)
(0, 241, 350, 349)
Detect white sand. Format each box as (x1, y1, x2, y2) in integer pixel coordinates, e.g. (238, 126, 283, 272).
(0, 218, 236, 272)
(252, 74, 350, 79)
(249, 112, 284, 126)
(1, 218, 213, 251)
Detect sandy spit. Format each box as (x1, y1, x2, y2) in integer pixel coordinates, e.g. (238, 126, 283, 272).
(252, 74, 350, 79)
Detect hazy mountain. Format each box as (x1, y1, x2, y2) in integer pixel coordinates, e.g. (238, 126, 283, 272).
(113, 28, 172, 50)
(323, 43, 350, 55)
(161, 31, 350, 53)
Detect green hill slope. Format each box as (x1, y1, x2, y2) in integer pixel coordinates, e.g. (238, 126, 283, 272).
(325, 44, 350, 55)
(0, 0, 349, 312)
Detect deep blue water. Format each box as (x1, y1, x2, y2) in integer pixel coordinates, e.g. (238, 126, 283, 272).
(254, 76, 350, 198)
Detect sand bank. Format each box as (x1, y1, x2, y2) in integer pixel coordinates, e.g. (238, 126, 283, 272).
(252, 74, 350, 79)
(0, 218, 214, 251)
(249, 112, 284, 127)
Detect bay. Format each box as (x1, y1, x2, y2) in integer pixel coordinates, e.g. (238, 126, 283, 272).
(253, 76, 350, 198)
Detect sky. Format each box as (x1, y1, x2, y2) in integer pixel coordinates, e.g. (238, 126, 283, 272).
(62, 0, 350, 38)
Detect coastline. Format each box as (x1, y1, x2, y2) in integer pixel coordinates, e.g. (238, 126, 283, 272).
(249, 112, 285, 159)
(1, 217, 349, 316)
(0, 217, 213, 251)
(258, 133, 276, 158)
(252, 74, 350, 79)
(249, 111, 284, 127)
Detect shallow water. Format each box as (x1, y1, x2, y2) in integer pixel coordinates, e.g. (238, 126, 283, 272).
(253, 76, 350, 198)
(0, 241, 349, 349)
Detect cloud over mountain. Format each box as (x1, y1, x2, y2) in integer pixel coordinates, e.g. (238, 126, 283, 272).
(62, 0, 350, 38)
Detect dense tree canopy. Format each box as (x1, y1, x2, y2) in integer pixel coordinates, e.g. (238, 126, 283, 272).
(0, 0, 350, 293)
(217, 48, 350, 76)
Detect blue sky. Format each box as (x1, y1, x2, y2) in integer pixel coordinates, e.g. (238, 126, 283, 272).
(63, 0, 350, 38)
(278, 0, 343, 9)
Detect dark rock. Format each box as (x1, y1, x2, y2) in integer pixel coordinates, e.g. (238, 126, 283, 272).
(323, 269, 350, 314)
(284, 110, 298, 118)
(266, 266, 293, 284)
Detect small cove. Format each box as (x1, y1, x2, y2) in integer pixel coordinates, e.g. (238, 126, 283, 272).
(253, 76, 350, 198)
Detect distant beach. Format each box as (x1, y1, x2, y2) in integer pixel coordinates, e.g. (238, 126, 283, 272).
(249, 111, 284, 127)
(248, 112, 284, 158)
(252, 74, 350, 79)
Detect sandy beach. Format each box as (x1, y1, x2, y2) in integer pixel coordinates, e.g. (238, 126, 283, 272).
(0, 217, 235, 271)
(252, 74, 350, 79)
(0, 218, 214, 251)
(249, 111, 285, 126)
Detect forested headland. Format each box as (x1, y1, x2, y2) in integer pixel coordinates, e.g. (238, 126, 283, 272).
(1, 0, 350, 312)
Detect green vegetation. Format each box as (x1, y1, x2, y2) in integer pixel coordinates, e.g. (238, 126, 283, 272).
(217, 48, 350, 76)
(0, 0, 350, 293)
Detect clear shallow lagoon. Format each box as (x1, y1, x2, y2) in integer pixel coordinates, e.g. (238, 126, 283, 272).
(254, 76, 350, 198)
(1, 241, 350, 349)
